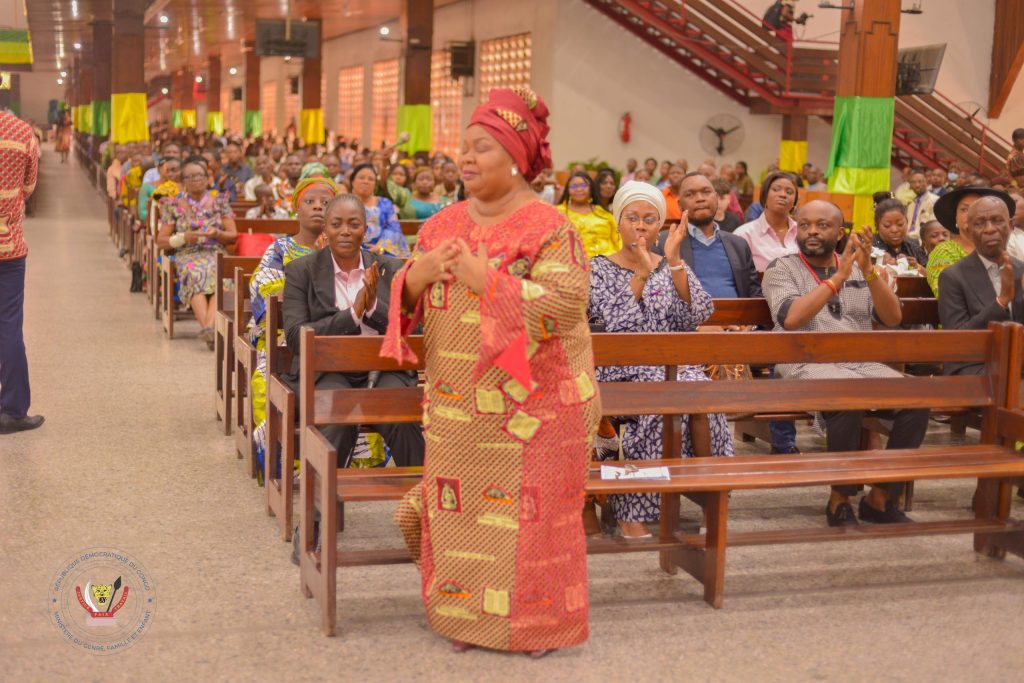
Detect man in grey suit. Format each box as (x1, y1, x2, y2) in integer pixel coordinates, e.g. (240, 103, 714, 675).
(652, 172, 762, 298)
(283, 197, 424, 468)
(938, 191, 1023, 376)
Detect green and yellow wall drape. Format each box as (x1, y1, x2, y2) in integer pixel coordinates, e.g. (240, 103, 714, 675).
(244, 110, 262, 137)
(826, 96, 894, 229)
(92, 100, 111, 138)
(206, 111, 224, 136)
(779, 140, 808, 174)
(300, 108, 324, 145)
(0, 30, 32, 66)
(111, 92, 149, 143)
(171, 109, 196, 129)
(397, 104, 432, 154)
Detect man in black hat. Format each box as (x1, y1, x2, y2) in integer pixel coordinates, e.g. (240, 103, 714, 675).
(937, 190, 1022, 376)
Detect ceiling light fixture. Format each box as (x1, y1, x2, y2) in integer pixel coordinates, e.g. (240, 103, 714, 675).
(159, 14, 169, 24)
(60, 70, 67, 78)
(228, 67, 238, 75)
(379, 26, 391, 36)
(161, 87, 169, 95)
(283, 55, 291, 62)
(57, 78, 64, 85)
(73, 42, 81, 50)
(195, 76, 203, 83)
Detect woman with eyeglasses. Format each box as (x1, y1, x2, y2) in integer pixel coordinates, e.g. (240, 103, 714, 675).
(587, 181, 733, 539)
(556, 170, 621, 258)
(156, 158, 238, 347)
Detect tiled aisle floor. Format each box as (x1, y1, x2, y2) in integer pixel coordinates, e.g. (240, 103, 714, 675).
(1, 149, 1022, 682)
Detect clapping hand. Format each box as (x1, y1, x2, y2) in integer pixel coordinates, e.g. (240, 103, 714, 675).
(997, 252, 1017, 308)
(451, 239, 489, 295)
(358, 262, 381, 316)
(851, 227, 875, 276)
(662, 211, 688, 264)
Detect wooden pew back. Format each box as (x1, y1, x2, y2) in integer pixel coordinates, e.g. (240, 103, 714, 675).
(234, 218, 300, 235)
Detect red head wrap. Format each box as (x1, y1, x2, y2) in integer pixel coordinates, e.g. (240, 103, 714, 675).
(468, 87, 551, 182)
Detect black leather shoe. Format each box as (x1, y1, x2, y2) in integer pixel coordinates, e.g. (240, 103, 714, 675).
(0, 414, 45, 434)
(858, 498, 912, 524)
(770, 445, 801, 455)
(826, 502, 858, 527)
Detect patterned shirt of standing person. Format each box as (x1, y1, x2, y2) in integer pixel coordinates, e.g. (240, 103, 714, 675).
(382, 87, 600, 654)
(159, 186, 234, 309)
(0, 111, 39, 261)
(588, 181, 734, 532)
(248, 176, 339, 481)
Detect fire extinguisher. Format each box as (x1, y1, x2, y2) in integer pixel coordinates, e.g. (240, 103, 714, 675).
(619, 112, 632, 144)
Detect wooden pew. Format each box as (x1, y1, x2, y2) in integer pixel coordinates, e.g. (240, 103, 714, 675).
(399, 220, 423, 237)
(231, 200, 259, 217)
(296, 324, 1024, 636)
(233, 267, 259, 476)
(234, 218, 299, 235)
(260, 296, 940, 541)
(213, 254, 261, 434)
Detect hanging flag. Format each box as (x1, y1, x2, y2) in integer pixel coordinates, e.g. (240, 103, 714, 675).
(0, 30, 33, 66)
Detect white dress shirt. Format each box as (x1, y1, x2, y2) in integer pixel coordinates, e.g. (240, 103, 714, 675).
(332, 254, 378, 335)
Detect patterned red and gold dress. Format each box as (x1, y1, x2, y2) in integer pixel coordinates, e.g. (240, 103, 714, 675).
(382, 199, 600, 652)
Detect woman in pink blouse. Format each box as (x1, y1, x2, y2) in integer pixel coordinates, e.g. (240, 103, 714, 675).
(734, 171, 799, 271)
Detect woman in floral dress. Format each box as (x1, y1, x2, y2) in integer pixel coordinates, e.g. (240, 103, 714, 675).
(588, 181, 734, 539)
(157, 158, 237, 346)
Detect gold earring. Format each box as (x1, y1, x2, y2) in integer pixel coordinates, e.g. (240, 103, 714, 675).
(511, 166, 519, 177)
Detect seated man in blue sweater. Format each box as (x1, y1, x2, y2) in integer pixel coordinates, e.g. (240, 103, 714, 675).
(653, 172, 799, 454)
(653, 172, 761, 298)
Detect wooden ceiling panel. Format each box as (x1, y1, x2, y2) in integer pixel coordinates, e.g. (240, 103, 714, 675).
(26, 0, 460, 76)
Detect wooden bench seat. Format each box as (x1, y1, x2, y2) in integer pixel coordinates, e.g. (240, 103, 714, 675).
(295, 323, 1024, 636)
(261, 296, 943, 540)
(213, 254, 261, 434)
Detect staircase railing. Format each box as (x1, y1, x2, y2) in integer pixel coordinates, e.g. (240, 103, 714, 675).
(588, 0, 1014, 175)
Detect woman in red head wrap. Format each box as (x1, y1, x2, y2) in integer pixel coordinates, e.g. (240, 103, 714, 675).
(382, 88, 600, 655)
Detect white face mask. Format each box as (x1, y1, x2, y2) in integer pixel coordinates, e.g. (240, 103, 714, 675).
(948, 172, 959, 182)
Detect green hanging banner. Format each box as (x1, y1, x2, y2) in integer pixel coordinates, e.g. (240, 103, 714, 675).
(244, 110, 262, 137)
(826, 96, 895, 174)
(92, 100, 111, 138)
(397, 104, 433, 154)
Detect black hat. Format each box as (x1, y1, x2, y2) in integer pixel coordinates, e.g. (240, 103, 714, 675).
(933, 185, 1016, 234)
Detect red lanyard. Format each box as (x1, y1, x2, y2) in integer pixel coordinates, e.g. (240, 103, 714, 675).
(797, 251, 840, 286)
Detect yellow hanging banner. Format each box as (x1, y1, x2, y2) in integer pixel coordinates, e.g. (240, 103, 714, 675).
(111, 92, 150, 144)
(779, 140, 807, 173)
(78, 103, 93, 134)
(851, 194, 875, 231)
(180, 109, 197, 129)
(206, 111, 224, 136)
(300, 108, 325, 145)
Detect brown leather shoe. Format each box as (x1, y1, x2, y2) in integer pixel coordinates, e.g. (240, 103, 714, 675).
(582, 499, 602, 536)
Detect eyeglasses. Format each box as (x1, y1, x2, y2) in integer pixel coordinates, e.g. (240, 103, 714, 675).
(182, 173, 207, 181)
(621, 213, 660, 227)
(568, 182, 589, 191)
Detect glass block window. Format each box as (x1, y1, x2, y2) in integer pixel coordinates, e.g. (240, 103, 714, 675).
(431, 50, 463, 157)
(479, 33, 532, 102)
(284, 88, 300, 134)
(337, 65, 364, 141)
(371, 59, 400, 148)
(261, 81, 278, 134)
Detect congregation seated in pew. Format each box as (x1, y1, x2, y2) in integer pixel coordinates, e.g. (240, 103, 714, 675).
(348, 162, 410, 258)
(588, 181, 734, 539)
(281, 191, 424, 473)
(763, 200, 930, 526)
(156, 157, 238, 348)
(870, 192, 928, 275)
(733, 171, 799, 273)
(245, 184, 290, 219)
(937, 191, 1024, 377)
(247, 176, 339, 482)
(925, 186, 989, 296)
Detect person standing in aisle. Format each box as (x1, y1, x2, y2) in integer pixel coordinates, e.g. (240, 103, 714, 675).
(0, 109, 42, 434)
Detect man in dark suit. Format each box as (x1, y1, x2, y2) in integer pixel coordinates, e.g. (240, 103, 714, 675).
(283, 196, 424, 468)
(938, 192, 1023, 376)
(652, 172, 761, 298)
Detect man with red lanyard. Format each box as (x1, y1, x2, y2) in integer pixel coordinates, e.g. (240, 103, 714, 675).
(0, 108, 42, 434)
(762, 200, 930, 527)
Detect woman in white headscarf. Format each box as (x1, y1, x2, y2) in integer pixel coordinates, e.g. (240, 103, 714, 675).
(587, 181, 734, 539)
